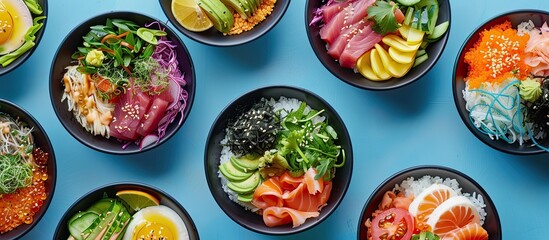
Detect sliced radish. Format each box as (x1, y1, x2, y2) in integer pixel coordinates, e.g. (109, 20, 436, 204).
(167, 79, 181, 110)
(140, 134, 159, 149)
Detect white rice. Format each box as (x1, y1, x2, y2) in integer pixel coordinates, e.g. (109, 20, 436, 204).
(218, 97, 325, 211)
(394, 175, 487, 225)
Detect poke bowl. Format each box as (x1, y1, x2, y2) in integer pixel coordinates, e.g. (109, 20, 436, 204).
(159, 0, 291, 46)
(0, 0, 47, 76)
(49, 11, 196, 154)
(357, 166, 501, 240)
(453, 10, 549, 155)
(205, 86, 353, 235)
(0, 99, 56, 239)
(306, 0, 451, 90)
(54, 182, 199, 239)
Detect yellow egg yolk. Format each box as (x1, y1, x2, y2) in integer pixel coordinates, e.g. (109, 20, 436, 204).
(0, 7, 14, 44)
(133, 214, 178, 240)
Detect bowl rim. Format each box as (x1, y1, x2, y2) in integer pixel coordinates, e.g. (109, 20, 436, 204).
(356, 165, 502, 240)
(304, 0, 452, 91)
(452, 9, 549, 155)
(52, 181, 200, 239)
(158, 0, 292, 47)
(0, 0, 48, 76)
(48, 10, 196, 155)
(0, 98, 57, 239)
(204, 85, 353, 235)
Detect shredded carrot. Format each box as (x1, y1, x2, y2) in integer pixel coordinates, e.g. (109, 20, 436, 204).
(464, 21, 531, 89)
(227, 0, 276, 35)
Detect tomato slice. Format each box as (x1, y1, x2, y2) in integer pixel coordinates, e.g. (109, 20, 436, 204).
(371, 208, 414, 240)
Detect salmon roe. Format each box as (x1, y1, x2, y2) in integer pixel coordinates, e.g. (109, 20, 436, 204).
(464, 21, 531, 89)
(0, 148, 48, 234)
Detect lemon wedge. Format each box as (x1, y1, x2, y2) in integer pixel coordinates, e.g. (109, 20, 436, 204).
(171, 0, 213, 32)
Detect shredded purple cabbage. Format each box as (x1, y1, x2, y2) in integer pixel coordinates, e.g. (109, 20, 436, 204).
(123, 22, 189, 150)
(309, 0, 337, 27)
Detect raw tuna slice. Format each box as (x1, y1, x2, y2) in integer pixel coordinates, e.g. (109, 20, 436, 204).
(327, 19, 368, 60)
(110, 90, 152, 140)
(339, 25, 382, 68)
(321, 0, 356, 23)
(136, 97, 169, 136)
(319, 0, 375, 44)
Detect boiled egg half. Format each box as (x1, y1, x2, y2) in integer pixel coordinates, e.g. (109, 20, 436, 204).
(0, 0, 32, 55)
(123, 205, 189, 240)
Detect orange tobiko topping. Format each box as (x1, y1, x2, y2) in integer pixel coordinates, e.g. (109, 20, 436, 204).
(464, 21, 531, 89)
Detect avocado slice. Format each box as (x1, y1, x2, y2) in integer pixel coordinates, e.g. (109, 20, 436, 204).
(220, 0, 248, 19)
(231, 155, 261, 171)
(220, 161, 253, 181)
(199, 0, 234, 33)
(237, 0, 254, 18)
(237, 192, 254, 202)
(227, 172, 261, 194)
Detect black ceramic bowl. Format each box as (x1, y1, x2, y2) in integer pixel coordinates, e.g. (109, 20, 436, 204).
(0, 99, 56, 239)
(205, 86, 353, 235)
(54, 182, 199, 239)
(306, 0, 451, 90)
(49, 11, 195, 154)
(159, 0, 291, 46)
(0, 0, 47, 76)
(357, 166, 501, 240)
(453, 10, 549, 155)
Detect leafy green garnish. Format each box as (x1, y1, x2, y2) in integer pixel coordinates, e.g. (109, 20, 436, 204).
(23, 0, 43, 14)
(71, 19, 170, 99)
(412, 231, 441, 240)
(277, 102, 345, 180)
(367, 0, 400, 35)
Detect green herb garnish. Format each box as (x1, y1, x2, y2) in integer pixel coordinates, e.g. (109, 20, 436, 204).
(412, 231, 441, 240)
(367, 0, 400, 35)
(0, 154, 33, 194)
(278, 102, 345, 180)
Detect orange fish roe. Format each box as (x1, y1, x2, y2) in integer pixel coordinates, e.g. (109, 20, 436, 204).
(464, 21, 531, 89)
(0, 149, 48, 234)
(227, 0, 276, 35)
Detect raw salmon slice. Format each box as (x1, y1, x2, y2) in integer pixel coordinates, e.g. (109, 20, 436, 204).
(262, 207, 319, 228)
(442, 223, 489, 240)
(427, 196, 481, 237)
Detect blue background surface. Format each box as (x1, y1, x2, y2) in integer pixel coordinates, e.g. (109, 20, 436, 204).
(1, 0, 548, 239)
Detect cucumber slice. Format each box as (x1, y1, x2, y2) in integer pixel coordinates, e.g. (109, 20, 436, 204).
(420, 8, 429, 31)
(396, 0, 421, 6)
(411, 9, 421, 29)
(426, 4, 439, 34)
(85, 201, 122, 240)
(413, 53, 429, 68)
(403, 7, 414, 26)
(427, 21, 449, 41)
(68, 212, 99, 240)
(416, 49, 427, 57)
(86, 198, 114, 215)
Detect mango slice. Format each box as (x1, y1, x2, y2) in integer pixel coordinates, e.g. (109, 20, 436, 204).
(382, 34, 421, 52)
